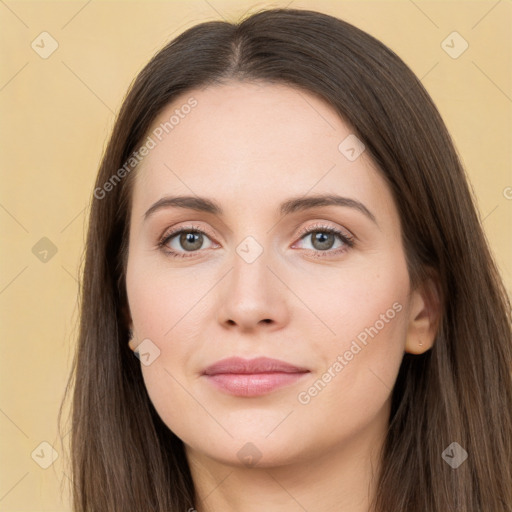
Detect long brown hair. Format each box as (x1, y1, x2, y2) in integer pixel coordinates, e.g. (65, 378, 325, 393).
(58, 8, 512, 511)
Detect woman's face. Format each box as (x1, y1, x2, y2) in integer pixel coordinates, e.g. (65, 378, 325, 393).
(125, 81, 422, 468)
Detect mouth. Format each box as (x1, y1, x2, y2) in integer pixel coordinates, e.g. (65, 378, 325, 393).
(202, 357, 310, 397)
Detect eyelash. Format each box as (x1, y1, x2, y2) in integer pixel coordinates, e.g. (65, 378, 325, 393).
(157, 223, 355, 259)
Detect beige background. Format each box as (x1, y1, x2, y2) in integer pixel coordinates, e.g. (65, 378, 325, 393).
(0, 0, 510, 510)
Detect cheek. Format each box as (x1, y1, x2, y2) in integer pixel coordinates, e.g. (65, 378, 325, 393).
(126, 256, 203, 339)
(295, 248, 410, 403)
(302, 250, 410, 351)
(126, 265, 208, 447)
(125, 259, 214, 424)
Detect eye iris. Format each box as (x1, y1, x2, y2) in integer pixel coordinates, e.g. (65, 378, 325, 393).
(311, 231, 335, 250)
(172, 229, 341, 253)
(180, 231, 203, 251)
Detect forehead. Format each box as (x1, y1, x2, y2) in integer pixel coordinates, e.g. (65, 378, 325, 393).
(131, 81, 393, 221)
(141, 81, 349, 170)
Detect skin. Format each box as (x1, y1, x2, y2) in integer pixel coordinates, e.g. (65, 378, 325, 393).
(125, 81, 439, 512)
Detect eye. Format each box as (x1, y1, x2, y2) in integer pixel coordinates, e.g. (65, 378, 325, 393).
(292, 223, 355, 257)
(157, 222, 355, 259)
(158, 225, 217, 258)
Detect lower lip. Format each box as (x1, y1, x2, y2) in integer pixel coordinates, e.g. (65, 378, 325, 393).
(204, 372, 309, 397)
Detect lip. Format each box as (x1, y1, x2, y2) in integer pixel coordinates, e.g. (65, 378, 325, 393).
(202, 357, 310, 397)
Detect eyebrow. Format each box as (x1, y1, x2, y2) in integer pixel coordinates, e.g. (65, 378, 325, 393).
(143, 194, 377, 224)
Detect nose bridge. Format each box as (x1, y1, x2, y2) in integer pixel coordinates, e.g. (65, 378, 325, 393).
(216, 231, 288, 330)
(231, 233, 274, 304)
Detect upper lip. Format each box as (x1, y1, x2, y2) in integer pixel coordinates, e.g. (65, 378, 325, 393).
(202, 357, 310, 376)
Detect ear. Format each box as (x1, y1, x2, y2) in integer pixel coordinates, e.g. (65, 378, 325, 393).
(405, 276, 442, 354)
(121, 303, 136, 351)
(128, 335, 138, 352)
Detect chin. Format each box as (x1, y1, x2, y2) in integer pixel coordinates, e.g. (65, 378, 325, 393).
(189, 431, 314, 469)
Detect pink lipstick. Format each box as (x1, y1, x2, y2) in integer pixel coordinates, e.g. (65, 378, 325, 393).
(202, 356, 310, 397)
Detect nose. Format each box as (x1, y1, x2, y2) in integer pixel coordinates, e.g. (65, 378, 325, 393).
(216, 244, 290, 333)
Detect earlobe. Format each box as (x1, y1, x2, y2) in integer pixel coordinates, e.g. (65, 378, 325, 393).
(404, 277, 442, 355)
(127, 328, 135, 351)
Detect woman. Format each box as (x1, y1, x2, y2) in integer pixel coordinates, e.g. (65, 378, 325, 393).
(59, 7, 512, 511)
